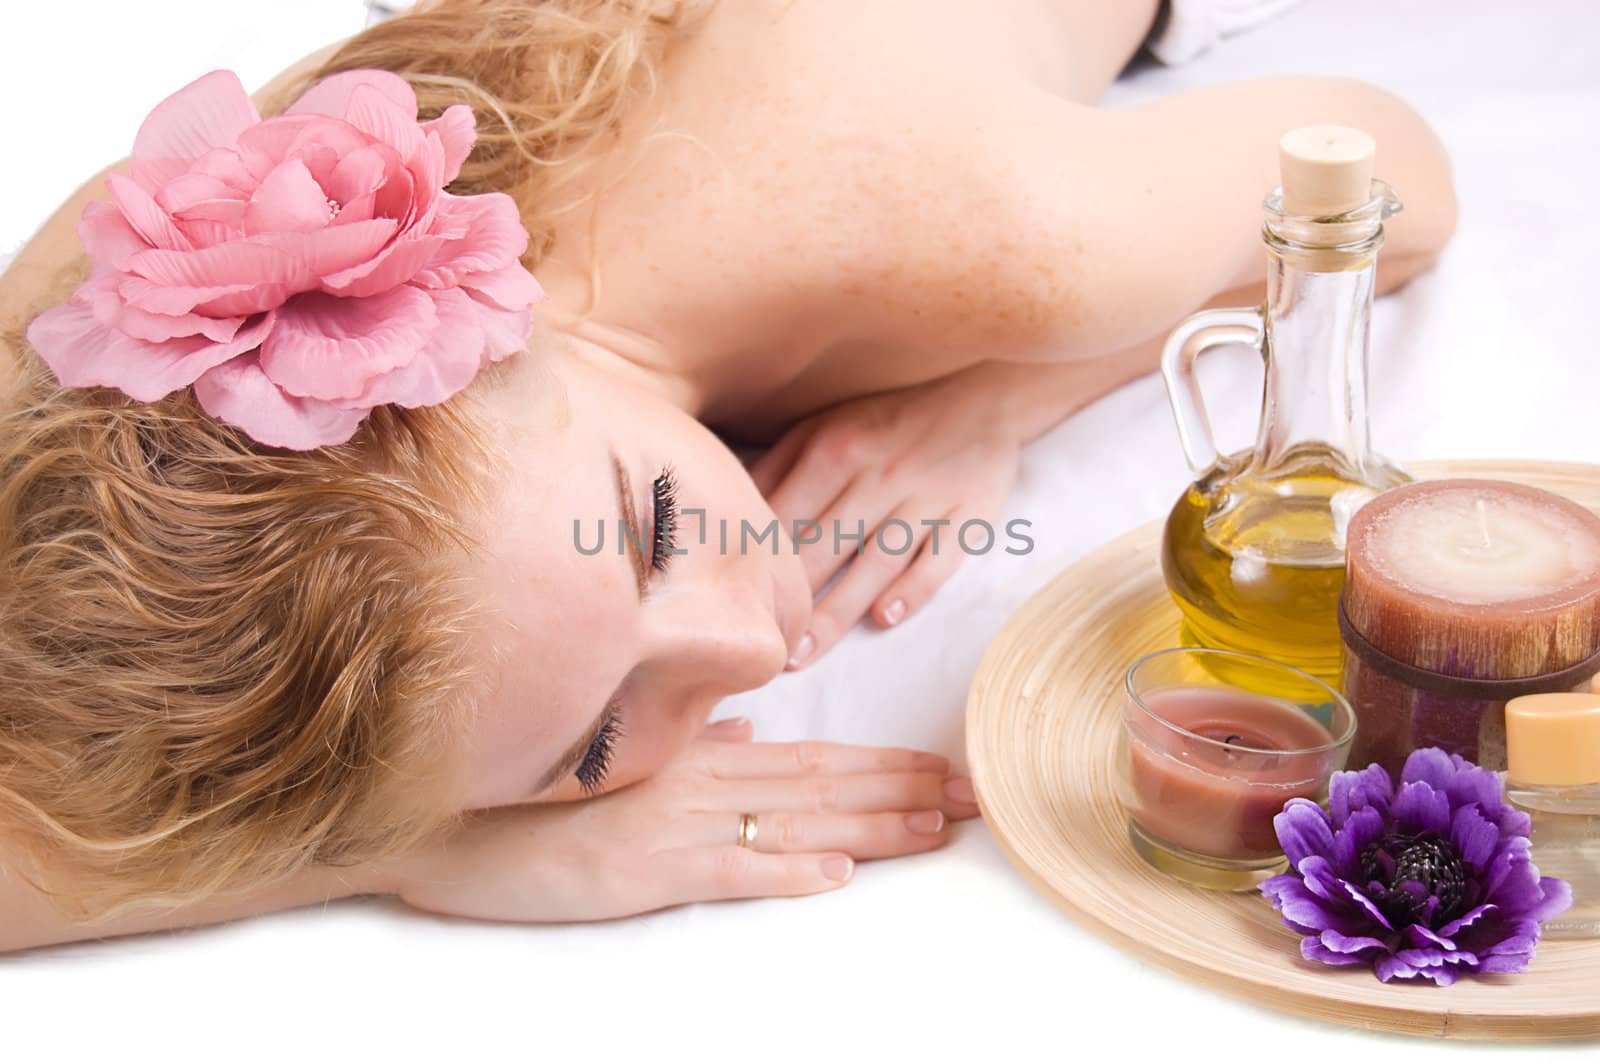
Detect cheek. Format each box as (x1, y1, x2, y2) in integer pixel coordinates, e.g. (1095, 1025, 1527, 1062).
(611, 700, 715, 788)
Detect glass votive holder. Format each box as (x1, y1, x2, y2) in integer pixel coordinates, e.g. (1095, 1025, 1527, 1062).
(1118, 648, 1357, 892)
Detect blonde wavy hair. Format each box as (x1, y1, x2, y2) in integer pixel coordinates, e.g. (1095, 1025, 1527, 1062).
(0, 0, 703, 919)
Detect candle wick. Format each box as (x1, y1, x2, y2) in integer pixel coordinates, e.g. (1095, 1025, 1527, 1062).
(1224, 734, 1243, 746)
(1475, 497, 1491, 549)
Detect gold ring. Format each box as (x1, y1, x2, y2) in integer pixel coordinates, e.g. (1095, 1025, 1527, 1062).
(737, 812, 759, 849)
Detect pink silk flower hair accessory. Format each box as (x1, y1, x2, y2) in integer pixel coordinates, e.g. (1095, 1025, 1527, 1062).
(25, 69, 545, 450)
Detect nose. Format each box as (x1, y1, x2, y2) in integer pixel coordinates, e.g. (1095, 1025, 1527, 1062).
(637, 575, 789, 700)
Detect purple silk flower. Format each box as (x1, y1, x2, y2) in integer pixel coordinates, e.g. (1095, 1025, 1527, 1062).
(1260, 747, 1572, 985)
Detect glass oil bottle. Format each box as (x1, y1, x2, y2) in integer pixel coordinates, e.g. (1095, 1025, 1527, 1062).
(1159, 127, 1410, 686)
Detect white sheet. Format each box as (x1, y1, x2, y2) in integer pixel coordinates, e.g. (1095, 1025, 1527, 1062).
(4, 1, 1597, 1056)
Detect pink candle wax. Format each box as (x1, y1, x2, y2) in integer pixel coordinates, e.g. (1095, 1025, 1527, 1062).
(1126, 687, 1338, 860)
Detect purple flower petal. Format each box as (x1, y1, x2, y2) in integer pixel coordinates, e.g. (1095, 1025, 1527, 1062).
(1477, 952, 1532, 975)
(1302, 940, 1373, 966)
(1438, 903, 1497, 938)
(1262, 876, 1378, 937)
(1401, 747, 1458, 790)
(1450, 803, 1499, 871)
(1332, 806, 1385, 878)
(1330, 763, 1392, 827)
(1525, 877, 1574, 925)
(1442, 759, 1508, 817)
(1320, 928, 1392, 955)
(1404, 923, 1458, 952)
(1375, 954, 1420, 982)
(1275, 799, 1336, 867)
(1332, 874, 1396, 932)
(1391, 779, 1452, 835)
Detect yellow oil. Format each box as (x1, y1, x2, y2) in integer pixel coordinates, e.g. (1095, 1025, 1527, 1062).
(1160, 449, 1402, 687)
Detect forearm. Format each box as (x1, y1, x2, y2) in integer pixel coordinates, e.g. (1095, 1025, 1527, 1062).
(0, 851, 389, 954)
(976, 249, 1442, 446)
(859, 75, 1455, 371)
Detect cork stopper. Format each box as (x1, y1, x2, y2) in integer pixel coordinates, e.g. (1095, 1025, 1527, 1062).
(1506, 692, 1600, 787)
(1279, 125, 1377, 217)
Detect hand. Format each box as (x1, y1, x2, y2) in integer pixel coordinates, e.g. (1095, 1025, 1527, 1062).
(751, 370, 1024, 668)
(388, 719, 980, 923)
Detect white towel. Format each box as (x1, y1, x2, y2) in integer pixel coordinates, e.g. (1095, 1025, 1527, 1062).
(1147, 0, 1307, 64)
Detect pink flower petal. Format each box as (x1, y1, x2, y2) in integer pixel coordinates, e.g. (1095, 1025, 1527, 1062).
(157, 172, 237, 214)
(193, 285, 294, 318)
(235, 115, 369, 182)
(128, 156, 189, 197)
(119, 272, 272, 317)
(460, 262, 545, 312)
(106, 173, 192, 252)
(325, 146, 390, 208)
(470, 298, 533, 362)
(423, 105, 477, 185)
(263, 217, 403, 280)
(243, 158, 335, 235)
(320, 232, 446, 298)
(174, 218, 242, 248)
(130, 218, 397, 291)
(193, 354, 368, 450)
(258, 286, 437, 401)
(414, 192, 530, 288)
(78, 200, 150, 271)
(286, 69, 418, 121)
(26, 297, 273, 400)
(128, 239, 305, 289)
(344, 83, 426, 161)
(336, 288, 485, 409)
(189, 146, 257, 193)
(132, 70, 259, 164)
(86, 270, 245, 344)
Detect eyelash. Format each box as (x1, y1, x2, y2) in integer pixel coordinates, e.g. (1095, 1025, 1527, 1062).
(575, 704, 624, 794)
(577, 468, 672, 792)
(650, 467, 679, 573)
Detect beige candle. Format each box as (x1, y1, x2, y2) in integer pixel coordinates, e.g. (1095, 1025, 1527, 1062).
(1342, 479, 1600, 772)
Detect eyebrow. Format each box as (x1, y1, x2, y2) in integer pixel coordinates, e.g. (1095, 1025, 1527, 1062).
(527, 452, 641, 797)
(613, 452, 648, 601)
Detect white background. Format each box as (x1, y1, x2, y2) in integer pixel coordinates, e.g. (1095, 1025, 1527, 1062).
(3, 0, 1598, 1059)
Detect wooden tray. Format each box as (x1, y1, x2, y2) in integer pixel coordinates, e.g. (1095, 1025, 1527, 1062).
(966, 459, 1600, 1041)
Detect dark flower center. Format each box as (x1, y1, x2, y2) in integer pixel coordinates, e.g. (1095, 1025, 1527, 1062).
(1357, 832, 1470, 928)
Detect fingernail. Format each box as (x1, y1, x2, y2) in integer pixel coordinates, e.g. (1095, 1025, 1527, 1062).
(820, 856, 854, 882)
(913, 752, 950, 773)
(944, 777, 976, 804)
(881, 599, 907, 626)
(905, 810, 945, 835)
(786, 631, 816, 670)
(709, 716, 751, 733)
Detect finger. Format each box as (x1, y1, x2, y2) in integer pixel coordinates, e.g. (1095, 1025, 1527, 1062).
(748, 418, 821, 498)
(693, 771, 977, 819)
(763, 436, 857, 534)
(692, 739, 948, 779)
(700, 717, 755, 742)
(650, 847, 854, 906)
(797, 509, 927, 662)
(680, 809, 948, 859)
(869, 513, 971, 628)
(793, 480, 899, 594)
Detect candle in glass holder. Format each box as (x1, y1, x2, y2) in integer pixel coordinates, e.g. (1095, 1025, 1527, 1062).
(1120, 649, 1355, 890)
(1342, 479, 1600, 774)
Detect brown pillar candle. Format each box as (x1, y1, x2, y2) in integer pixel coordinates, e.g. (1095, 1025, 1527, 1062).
(1342, 479, 1600, 773)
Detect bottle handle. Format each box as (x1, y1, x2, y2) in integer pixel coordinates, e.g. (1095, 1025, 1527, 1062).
(1158, 306, 1265, 475)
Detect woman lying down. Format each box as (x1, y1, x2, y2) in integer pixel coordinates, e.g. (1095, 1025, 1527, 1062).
(0, 0, 1455, 950)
